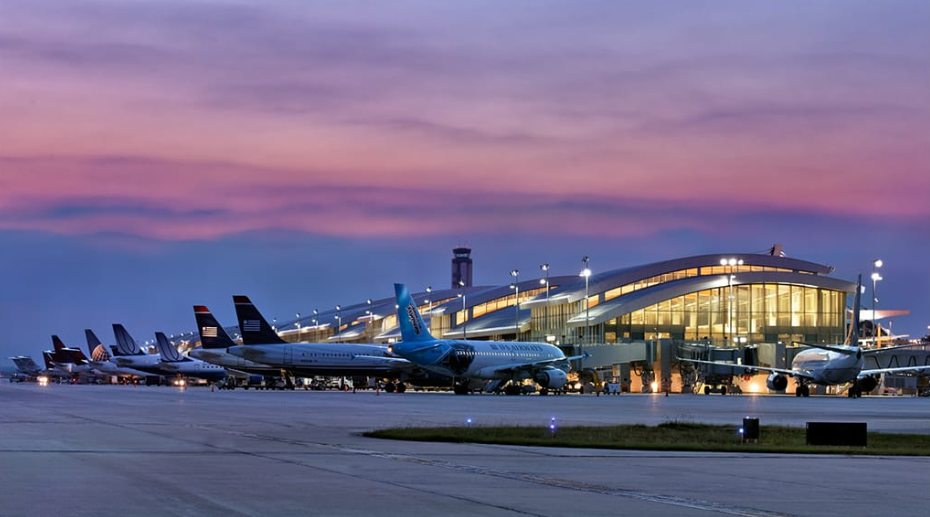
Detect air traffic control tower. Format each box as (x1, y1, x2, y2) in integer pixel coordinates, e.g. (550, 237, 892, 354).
(451, 247, 473, 287)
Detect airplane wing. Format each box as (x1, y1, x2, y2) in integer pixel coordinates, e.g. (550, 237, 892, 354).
(861, 343, 929, 355)
(794, 342, 857, 356)
(480, 355, 580, 377)
(350, 354, 412, 364)
(678, 357, 818, 381)
(860, 365, 930, 376)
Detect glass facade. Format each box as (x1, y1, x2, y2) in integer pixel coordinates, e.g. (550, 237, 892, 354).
(594, 283, 845, 347)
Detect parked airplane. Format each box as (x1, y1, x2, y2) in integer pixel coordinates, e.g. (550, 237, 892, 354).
(190, 305, 287, 376)
(153, 331, 227, 382)
(110, 324, 172, 376)
(85, 329, 151, 379)
(48, 335, 95, 375)
(8, 356, 45, 381)
(227, 295, 450, 392)
(40, 351, 78, 381)
(681, 275, 930, 397)
(392, 283, 579, 395)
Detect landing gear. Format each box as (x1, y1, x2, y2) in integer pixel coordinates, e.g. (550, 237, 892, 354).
(796, 384, 811, 397)
(453, 383, 469, 395)
(504, 383, 522, 396)
(847, 383, 863, 398)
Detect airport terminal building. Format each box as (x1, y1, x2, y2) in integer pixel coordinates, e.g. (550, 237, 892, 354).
(182, 248, 930, 393)
(275, 249, 855, 352)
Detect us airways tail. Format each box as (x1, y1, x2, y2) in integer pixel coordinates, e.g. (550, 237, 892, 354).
(193, 306, 238, 349)
(233, 295, 287, 345)
(155, 332, 186, 362)
(394, 283, 437, 344)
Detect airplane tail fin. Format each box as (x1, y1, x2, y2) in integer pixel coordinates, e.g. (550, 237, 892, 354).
(193, 305, 238, 349)
(155, 332, 184, 362)
(11, 356, 40, 375)
(64, 347, 89, 363)
(91, 344, 111, 362)
(394, 283, 436, 343)
(85, 329, 103, 357)
(848, 274, 862, 346)
(42, 351, 56, 370)
(233, 295, 287, 345)
(52, 335, 67, 351)
(113, 324, 145, 355)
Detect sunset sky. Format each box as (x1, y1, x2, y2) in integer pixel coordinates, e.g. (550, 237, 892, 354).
(2, 0, 928, 359)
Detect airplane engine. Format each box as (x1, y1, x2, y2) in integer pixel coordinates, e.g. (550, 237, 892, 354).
(766, 373, 788, 391)
(534, 368, 568, 389)
(857, 375, 878, 393)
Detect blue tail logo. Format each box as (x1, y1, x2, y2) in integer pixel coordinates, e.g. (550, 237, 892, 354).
(156, 332, 184, 362)
(394, 283, 434, 343)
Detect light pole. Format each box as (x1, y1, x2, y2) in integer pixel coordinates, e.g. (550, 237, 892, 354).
(581, 256, 591, 347)
(296, 312, 301, 341)
(335, 305, 342, 342)
(510, 269, 520, 340)
(312, 309, 319, 339)
(366, 299, 373, 339)
(871, 259, 883, 347)
(425, 286, 432, 331)
(540, 263, 550, 336)
(458, 280, 467, 339)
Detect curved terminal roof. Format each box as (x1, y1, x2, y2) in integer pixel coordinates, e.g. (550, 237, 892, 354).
(522, 253, 838, 308)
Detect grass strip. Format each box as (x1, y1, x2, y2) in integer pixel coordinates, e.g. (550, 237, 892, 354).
(363, 422, 930, 456)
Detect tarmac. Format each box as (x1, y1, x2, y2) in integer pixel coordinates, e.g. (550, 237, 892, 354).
(1, 383, 928, 516)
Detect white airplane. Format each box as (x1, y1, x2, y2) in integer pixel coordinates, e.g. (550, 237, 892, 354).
(681, 275, 930, 397)
(153, 332, 227, 382)
(391, 283, 581, 395)
(190, 305, 287, 377)
(110, 324, 171, 375)
(8, 356, 50, 382)
(225, 295, 450, 392)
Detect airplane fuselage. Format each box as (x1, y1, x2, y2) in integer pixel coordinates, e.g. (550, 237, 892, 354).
(90, 360, 151, 378)
(159, 359, 227, 381)
(791, 347, 863, 385)
(395, 339, 565, 380)
(228, 343, 412, 377)
(189, 348, 282, 375)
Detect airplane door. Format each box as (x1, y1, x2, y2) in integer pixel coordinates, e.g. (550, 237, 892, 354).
(284, 346, 293, 365)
